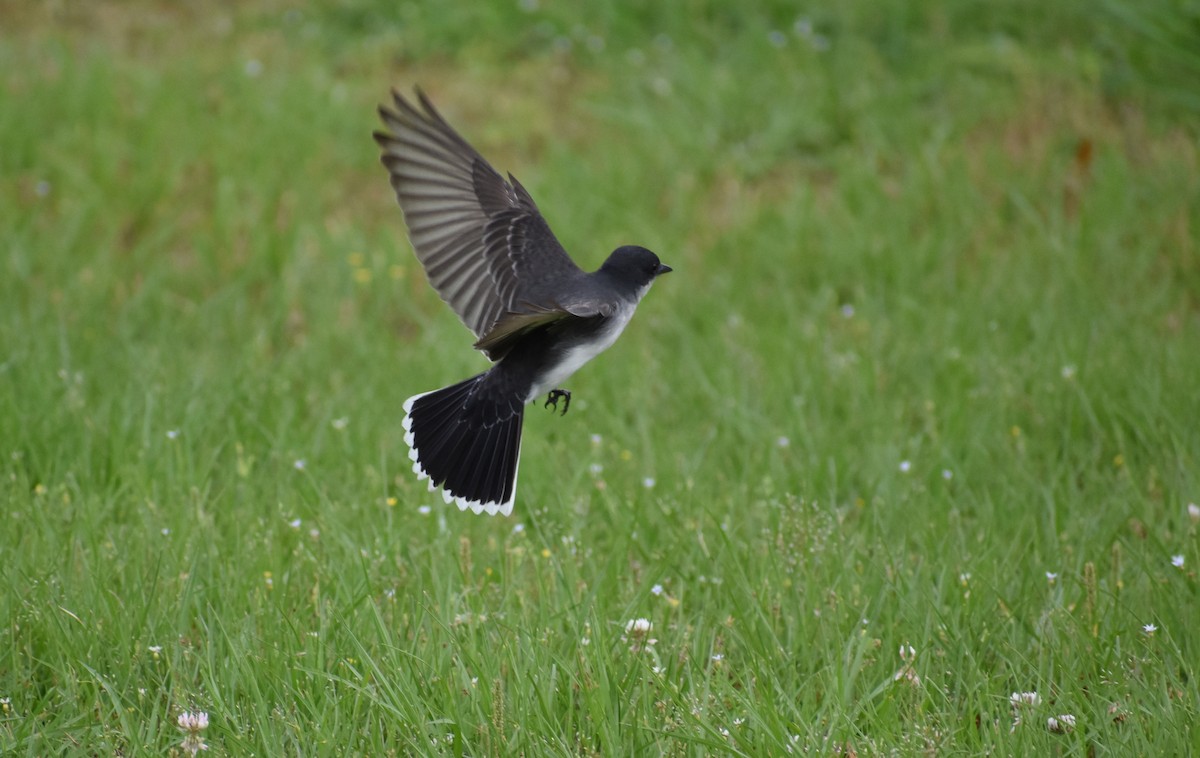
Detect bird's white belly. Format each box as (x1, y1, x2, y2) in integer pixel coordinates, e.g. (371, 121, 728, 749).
(525, 310, 631, 403)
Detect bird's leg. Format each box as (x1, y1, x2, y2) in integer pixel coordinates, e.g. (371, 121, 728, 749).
(544, 388, 571, 416)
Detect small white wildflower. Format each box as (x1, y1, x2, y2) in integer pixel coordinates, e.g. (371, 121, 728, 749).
(293, 459, 306, 470)
(589, 463, 603, 476)
(166, 429, 180, 440)
(161, 528, 170, 536)
(840, 303, 855, 318)
(288, 518, 301, 529)
(177, 711, 209, 756)
(1045, 571, 1058, 583)
(1011, 691, 1041, 708)
(590, 433, 602, 446)
(651, 665, 663, 674)
(642, 477, 656, 488)
(718, 727, 731, 737)
(1189, 503, 1200, 523)
(733, 717, 745, 726)
(626, 618, 652, 635)
(417, 505, 431, 515)
(650, 583, 663, 596)
(149, 645, 162, 658)
(1171, 554, 1185, 569)
(511, 522, 525, 534)
(711, 653, 724, 662)
(959, 572, 971, 584)
(942, 469, 953, 480)
(899, 460, 911, 473)
(894, 644, 921, 685)
(1047, 714, 1076, 733)
(776, 435, 790, 448)
(580, 636, 590, 646)
(623, 618, 656, 652)
(1060, 364, 1077, 380)
(308, 528, 320, 539)
(1143, 623, 1157, 635)
(331, 417, 349, 430)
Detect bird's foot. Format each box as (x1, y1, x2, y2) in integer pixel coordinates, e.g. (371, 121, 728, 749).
(545, 388, 571, 416)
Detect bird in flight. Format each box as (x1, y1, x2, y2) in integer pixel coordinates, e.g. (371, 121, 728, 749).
(374, 89, 671, 517)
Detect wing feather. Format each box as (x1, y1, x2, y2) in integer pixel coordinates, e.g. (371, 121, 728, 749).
(374, 88, 589, 344)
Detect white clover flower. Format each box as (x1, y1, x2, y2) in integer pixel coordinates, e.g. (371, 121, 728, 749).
(1047, 714, 1076, 733)
(894, 644, 920, 685)
(1010, 691, 1041, 708)
(177, 711, 209, 756)
(178, 711, 209, 731)
(623, 618, 655, 652)
(626, 618, 652, 635)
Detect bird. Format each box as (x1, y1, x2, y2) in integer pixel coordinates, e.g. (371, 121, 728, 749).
(373, 89, 672, 517)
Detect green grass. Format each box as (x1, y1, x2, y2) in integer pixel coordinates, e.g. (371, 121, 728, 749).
(3, 1, 1199, 754)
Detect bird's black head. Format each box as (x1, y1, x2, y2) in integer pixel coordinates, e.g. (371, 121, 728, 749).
(598, 245, 672, 288)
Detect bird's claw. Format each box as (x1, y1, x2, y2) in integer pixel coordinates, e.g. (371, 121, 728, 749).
(545, 388, 571, 415)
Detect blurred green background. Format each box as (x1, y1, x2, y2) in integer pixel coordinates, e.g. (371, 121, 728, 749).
(2, 1, 1198, 754)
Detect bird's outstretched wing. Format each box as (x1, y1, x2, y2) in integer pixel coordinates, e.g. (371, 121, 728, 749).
(375, 89, 597, 357)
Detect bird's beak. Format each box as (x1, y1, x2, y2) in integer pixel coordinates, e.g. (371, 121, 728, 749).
(656, 263, 673, 276)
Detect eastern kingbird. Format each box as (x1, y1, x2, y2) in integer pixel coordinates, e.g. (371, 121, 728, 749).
(374, 89, 671, 517)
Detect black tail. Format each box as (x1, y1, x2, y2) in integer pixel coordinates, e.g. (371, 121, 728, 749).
(402, 374, 524, 516)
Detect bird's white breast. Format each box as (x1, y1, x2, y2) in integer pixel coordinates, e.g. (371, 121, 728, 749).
(524, 302, 636, 403)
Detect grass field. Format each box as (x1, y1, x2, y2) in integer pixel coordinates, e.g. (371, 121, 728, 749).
(3, 1, 1199, 754)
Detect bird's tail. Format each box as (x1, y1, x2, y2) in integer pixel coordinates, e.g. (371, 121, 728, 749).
(402, 374, 524, 516)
